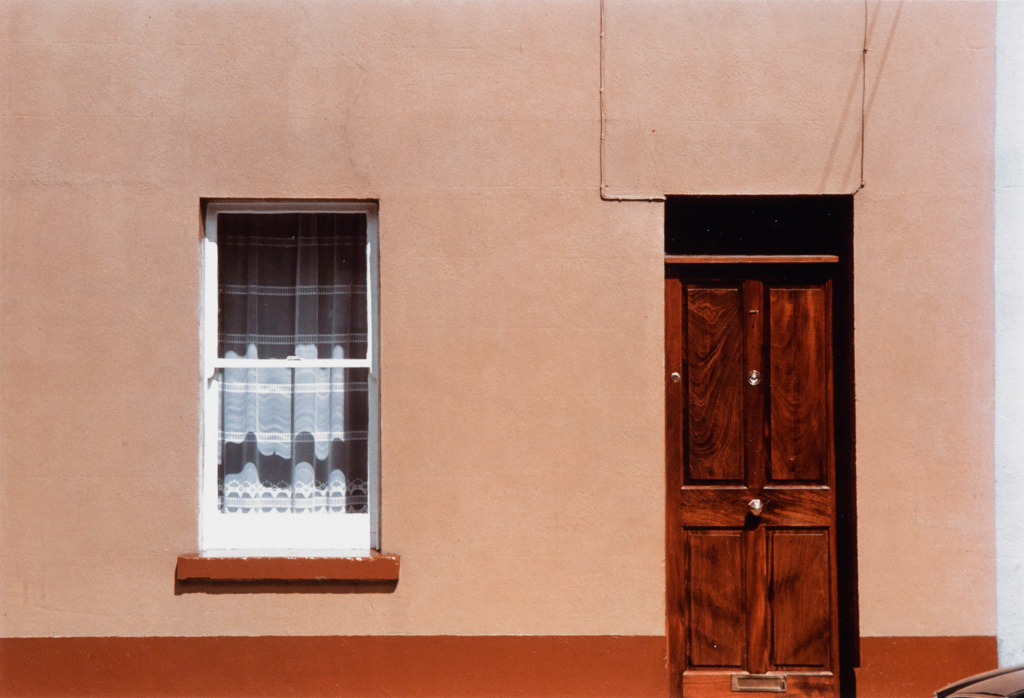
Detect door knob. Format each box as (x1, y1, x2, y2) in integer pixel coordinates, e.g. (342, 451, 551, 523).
(747, 370, 761, 386)
(670, 372, 681, 383)
(748, 499, 764, 516)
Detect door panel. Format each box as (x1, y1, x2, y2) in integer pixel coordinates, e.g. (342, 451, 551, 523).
(768, 287, 829, 483)
(687, 530, 747, 668)
(687, 287, 745, 483)
(770, 529, 831, 669)
(667, 268, 839, 698)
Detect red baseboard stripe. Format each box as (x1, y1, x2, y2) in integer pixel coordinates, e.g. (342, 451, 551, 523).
(0, 634, 997, 697)
(0, 635, 669, 697)
(856, 636, 998, 698)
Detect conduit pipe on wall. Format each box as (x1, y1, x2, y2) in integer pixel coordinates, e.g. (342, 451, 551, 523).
(598, 0, 666, 202)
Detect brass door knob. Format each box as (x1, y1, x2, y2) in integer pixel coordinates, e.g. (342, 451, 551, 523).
(747, 370, 761, 386)
(670, 372, 681, 383)
(748, 499, 764, 516)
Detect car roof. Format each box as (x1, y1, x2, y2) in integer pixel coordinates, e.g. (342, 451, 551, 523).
(937, 666, 1024, 698)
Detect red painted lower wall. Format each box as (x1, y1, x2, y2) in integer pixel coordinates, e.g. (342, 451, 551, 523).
(0, 635, 997, 697)
(0, 636, 669, 698)
(856, 636, 998, 698)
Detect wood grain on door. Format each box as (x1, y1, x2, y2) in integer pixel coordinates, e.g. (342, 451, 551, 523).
(667, 268, 839, 698)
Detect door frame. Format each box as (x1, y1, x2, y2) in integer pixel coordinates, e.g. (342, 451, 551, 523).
(664, 256, 858, 697)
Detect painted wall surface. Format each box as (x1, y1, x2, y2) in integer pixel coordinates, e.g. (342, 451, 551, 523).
(0, 0, 995, 641)
(603, 0, 865, 195)
(0, 0, 666, 638)
(854, 0, 995, 638)
(995, 0, 1024, 667)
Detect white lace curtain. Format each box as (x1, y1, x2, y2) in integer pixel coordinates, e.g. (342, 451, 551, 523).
(217, 213, 368, 514)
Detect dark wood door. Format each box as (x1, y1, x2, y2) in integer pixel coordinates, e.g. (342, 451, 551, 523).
(666, 267, 839, 698)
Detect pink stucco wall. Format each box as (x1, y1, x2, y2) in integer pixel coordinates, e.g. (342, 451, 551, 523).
(0, 0, 994, 639)
(855, 0, 995, 637)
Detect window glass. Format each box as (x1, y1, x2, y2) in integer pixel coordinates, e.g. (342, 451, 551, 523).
(202, 203, 378, 554)
(218, 366, 369, 514)
(217, 213, 368, 360)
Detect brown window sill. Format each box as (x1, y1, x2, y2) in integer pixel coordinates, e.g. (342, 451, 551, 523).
(175, 552, 399, 594)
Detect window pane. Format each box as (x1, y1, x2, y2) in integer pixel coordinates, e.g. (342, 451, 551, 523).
(218, 367, 369, 513)
(218, 212, 368, 360)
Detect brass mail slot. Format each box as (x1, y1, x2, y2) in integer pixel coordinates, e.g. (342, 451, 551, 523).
(731, 674, 787, 692)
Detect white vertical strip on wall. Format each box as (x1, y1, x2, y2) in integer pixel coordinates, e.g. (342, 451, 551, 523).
(996, 0, 1024, 668)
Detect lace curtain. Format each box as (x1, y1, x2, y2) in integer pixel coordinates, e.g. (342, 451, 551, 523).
(217, 213, 369, 514)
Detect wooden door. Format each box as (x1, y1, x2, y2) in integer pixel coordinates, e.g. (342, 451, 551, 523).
(666, 267, 840, 698)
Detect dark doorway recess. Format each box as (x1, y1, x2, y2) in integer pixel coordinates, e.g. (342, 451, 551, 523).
(664, 195, 858, 698)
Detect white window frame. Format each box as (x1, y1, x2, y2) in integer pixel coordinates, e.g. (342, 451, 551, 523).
(200, 200, 380, 556)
